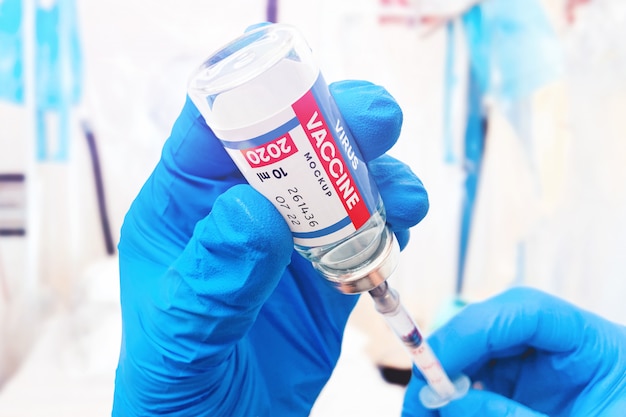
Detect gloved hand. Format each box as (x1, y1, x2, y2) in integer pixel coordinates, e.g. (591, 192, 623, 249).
(402, 287, 626, 417)
(112, 80, 429, 416)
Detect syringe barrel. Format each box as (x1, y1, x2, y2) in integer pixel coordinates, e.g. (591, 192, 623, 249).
(370, 282, 424, 346)
(188, 24, 399, 293)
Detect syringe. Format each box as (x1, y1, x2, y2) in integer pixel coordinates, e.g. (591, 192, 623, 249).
(369, 281, 469, 409)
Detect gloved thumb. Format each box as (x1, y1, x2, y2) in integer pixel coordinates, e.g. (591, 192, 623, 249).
(166, 185, 293, 361)
(135, 184, 293, 367)
(115, 184, 293, 413)
(440, 390, 549, 417)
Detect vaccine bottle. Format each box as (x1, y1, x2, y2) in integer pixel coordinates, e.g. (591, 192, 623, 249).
(187, 23, 399, 294)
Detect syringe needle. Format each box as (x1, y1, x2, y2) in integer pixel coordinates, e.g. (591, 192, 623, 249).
(369, 281, 470, 409)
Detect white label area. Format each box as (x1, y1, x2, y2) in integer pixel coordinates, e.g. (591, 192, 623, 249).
(216, 75, 377, 247)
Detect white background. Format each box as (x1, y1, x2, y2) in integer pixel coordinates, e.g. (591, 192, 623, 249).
(1, 0, 626, 415)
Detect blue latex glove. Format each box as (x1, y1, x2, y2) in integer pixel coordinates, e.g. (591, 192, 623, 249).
(112, 80, 429, 416)
(402, 287, 626, 416)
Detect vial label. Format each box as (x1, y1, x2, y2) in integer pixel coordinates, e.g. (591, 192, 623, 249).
(216, 75, 379, 247)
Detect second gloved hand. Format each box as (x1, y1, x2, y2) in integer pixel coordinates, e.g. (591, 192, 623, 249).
(402, 287, 626, 417)
(112, 80, 429, 416)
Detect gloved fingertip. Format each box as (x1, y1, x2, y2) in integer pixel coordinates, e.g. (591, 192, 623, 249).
(329, 81, 403, 161)
(369, 155, 429, 230)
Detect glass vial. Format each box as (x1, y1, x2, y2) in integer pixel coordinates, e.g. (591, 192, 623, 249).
(188, 23, 399, 293)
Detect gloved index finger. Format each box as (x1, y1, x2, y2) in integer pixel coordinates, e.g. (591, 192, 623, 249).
(330, 80, 403, 162)
(428, 287, 589, 378)
(161, 96, 239, 180)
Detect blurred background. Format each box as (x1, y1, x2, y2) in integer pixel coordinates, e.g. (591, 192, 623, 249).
(1, 0, 625, 415)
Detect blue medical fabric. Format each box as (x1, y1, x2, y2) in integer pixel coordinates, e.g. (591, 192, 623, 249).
(0, 0, 24, 103)
(462, 0, 563, 101)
